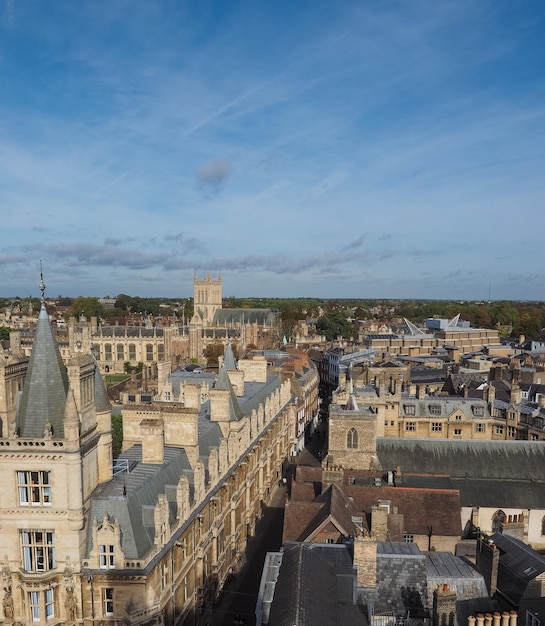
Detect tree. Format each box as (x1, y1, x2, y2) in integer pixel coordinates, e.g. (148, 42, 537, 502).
(67, 297, 105, 320)
(0, 326, 13, 341)
(316, 312, 353, 341)
(111, 414, 123, 457)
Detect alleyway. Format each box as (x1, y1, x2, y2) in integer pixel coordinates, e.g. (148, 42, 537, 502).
(210, 418, 328, 625)
(209, 484, 287, 625)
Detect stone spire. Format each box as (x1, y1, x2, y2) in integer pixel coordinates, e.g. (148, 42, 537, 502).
(16, 271, 69, 438)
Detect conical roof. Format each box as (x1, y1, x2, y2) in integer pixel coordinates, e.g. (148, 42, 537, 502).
(215, 364, 244, 421)
(16, 304, 69, 438)
(94, 360, 111, 412)
(223, 342, 237, 370)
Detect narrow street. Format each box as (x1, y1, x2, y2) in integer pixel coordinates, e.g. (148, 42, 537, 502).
(209, 416, 328, 625)
(209, 484, 287, 625)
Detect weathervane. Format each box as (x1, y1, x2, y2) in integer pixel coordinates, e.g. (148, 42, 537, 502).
(39, 260, 46, 304)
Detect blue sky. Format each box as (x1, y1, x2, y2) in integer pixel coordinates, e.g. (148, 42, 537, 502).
(1, 1, 544, 300)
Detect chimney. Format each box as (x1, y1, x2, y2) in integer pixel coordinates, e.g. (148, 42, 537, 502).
(353, 532, 376, 588)
(476, 538, 500, 595)
(371, 505, 388, 542)
(433, 584, 457, 626)
(510, 382, 521, 405)
(209, 388, 230, 422)
(140, 419, 164, 464)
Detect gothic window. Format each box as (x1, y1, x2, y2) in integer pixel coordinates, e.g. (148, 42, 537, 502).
(21, 530, 55, 572)
(146, 344, 153, 361)
(347, 428, 358, 449)
(492, 510, 506, 533)
(104, 344, 112, 361)
(128, 344, 136, 360)
(17, 471, 52, 506)
(116, 344, 124, 361)
(99, 544, 115, 569)
(158, 344, 164, 360)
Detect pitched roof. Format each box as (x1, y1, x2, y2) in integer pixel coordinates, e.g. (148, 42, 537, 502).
(267, 543, 363, 625)
(16, 304, 69, 438)
(488, 532, 545, 605)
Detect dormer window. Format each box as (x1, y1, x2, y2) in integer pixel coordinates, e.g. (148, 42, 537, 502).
(429, 404, 441, 416)
(404, 405, 416, 416)
(472, 405, 484, 417)
(99, 544, 115, 569)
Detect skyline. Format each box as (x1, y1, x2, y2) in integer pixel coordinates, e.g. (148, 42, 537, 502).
(1, 2, 544, 301)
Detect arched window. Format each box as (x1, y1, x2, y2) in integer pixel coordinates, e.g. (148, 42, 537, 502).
(492, 510, 506, 533)
(347, 428, 358, 449)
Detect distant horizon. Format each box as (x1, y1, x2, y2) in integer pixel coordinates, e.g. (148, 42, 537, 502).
(1, 2, 544, 300)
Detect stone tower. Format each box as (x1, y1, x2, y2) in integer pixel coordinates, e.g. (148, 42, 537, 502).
(193, 272, 222, 326)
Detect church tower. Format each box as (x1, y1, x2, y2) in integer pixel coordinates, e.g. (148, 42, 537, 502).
(193, 272, 222, 326)
(0, 272, 112, 624)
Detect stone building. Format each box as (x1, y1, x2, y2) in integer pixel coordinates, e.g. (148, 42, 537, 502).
(0, 281, 300, 625)
(188, 273, 279, 362)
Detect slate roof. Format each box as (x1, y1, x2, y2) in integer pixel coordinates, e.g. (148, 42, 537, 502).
(267, 543, 365, 626)
(399, 396, 490, 419)
(488, 532, 545, 606)
(214, 364, 245, 421)
(86, 444, 193, 560)
(16, 304, 69, 438)
(211, 309, 277, 326)
(377, 438, 545, 481)
(377, 438, 545, 509)
(94, 360, 111, 412)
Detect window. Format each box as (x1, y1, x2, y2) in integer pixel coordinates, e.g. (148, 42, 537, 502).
(30, 591, 40, 622)
(492, 510, 505, 533)
(495, 425, 504, 435)
(164, 391, 171, 401)
(116, 344, 124, 361)
(161, 563, 168, 591)
(405, 422, 416, 432)
(431, 422, 442, 432)
(103, 588, 114, 616)
(158, 344, 165, 360)
(507, 426, 516, 438)
(146, 344, 153, 361)
(455, 414, 462, 420)
(472, 405, 484, 417)
(429, 404, 441, 416)
(403, 533, 414, 543)
(475, 423, 485, 433)
(99, 544, 115, 569)
(104, 344, 112, 361)
(18, 471, 51, 506)
(45, 588, 55, 619)
(128, 344, 136, 361)
(21, 531, 55, 572)
(347, 428, 358, 449)
(531, 434, 539, 441)
(404, 405, 416, 416)
(454, 428, 462, 436)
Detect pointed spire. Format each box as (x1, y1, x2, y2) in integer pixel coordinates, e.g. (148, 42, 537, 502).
(223, 342, 237, 371)
(93, 357, 111, 413)
(215, 362, 244, 421)
(16, 271, 69, 438)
